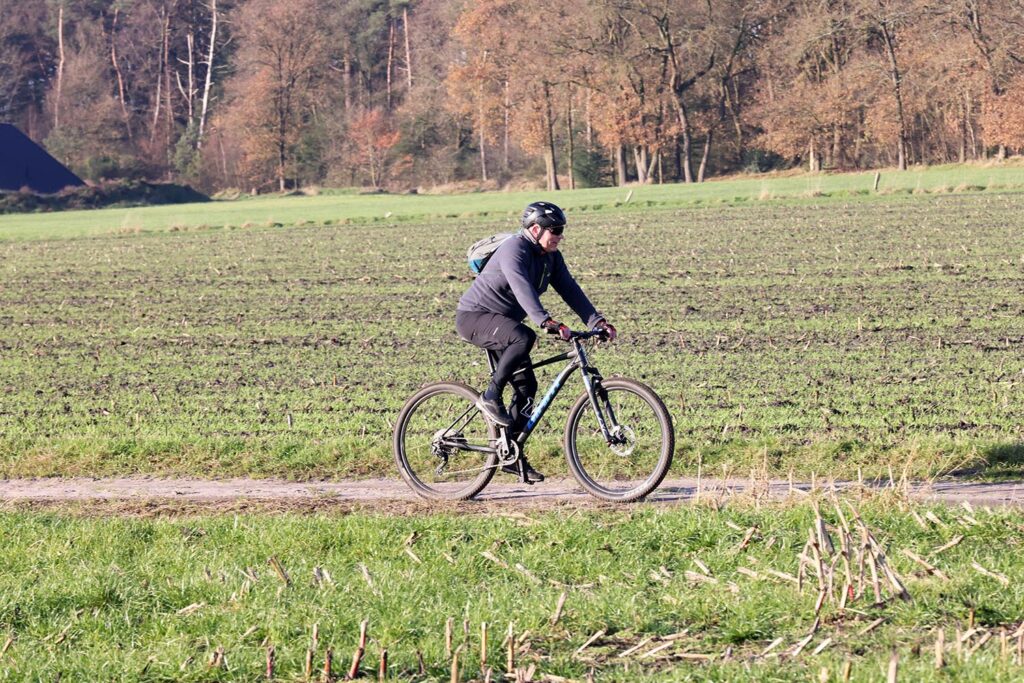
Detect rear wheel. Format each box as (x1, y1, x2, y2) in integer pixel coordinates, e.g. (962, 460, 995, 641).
(564, 377, 674, 502)
(393, 382, 498, 500)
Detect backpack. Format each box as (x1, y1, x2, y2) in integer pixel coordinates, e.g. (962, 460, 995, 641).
(467, 232, 517, 274)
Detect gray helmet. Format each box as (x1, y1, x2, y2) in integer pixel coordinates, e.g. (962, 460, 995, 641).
(520, 201, 566, 231)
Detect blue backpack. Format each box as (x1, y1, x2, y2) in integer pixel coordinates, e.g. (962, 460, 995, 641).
(467, 232, 517, 275)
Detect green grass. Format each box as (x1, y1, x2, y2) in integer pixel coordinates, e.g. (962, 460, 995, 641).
(1, 500, 1022, 680)
(1, 187, 1023, 481)
(3, 163, 1024, 242)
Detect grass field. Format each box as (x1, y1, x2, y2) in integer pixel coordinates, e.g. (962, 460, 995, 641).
(2, 173, 1023, 481)
(3, 163, 1024, 242)
(1, 498, 1022, 681)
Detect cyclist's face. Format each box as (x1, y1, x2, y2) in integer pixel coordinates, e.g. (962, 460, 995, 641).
(533, 225, 563, 253)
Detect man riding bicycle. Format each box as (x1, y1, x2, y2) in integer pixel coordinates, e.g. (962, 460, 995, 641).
(455, 201, 616, 483)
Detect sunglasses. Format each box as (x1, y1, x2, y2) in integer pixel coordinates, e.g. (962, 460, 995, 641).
(545, 224, 565, 236)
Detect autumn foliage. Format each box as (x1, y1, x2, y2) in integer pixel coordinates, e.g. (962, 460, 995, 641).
(7, 0, 1024, 192)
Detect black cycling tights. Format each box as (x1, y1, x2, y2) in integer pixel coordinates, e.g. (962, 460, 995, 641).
(456, 310, 539, 430)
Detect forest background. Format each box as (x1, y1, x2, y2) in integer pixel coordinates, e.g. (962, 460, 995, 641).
(6, 0, 1024, 194)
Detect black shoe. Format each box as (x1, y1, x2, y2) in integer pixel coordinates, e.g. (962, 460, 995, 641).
(501, 459, 545, 484)
(476, 396, 513, 426)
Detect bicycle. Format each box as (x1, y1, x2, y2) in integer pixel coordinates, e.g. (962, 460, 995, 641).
(393, 329, 674, 502)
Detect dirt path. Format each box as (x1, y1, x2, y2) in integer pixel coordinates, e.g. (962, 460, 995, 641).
(1, 476, 1022, 512)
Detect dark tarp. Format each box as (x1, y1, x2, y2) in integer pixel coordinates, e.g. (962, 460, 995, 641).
(0, 123, 85, 194)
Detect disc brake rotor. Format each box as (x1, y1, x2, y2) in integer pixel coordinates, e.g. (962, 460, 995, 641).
(608, 425, 637, 457)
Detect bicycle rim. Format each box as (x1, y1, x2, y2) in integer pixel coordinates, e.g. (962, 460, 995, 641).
(394, 382, 497, 500)
(565, 378, 674, 502)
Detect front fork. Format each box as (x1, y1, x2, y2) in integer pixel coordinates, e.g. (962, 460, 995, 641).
(580, 362, 624, 445)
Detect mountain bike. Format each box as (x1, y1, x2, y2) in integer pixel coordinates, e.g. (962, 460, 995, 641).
(393, 330, 674, 502)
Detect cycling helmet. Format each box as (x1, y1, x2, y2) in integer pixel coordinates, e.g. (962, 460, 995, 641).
(520, 201, 567, 231)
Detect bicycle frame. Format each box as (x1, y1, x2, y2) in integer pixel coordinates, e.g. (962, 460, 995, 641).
(489, 333, 617, 448)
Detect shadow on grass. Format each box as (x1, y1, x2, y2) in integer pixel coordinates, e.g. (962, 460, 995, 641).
(951, 442, 1024, 481)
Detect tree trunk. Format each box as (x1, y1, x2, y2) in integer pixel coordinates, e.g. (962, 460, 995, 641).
(55, 5, 64, 129)
(502, 80, 510, 171)
(197, 0, 218, 149)
(615, 144, 627, 186)
(180, 32, 195, 122)
(342, 50, 353, 110)
(633, 146, 647, 184)
(566, 89, 575, 190)
(109, 8, 132, 140)
(478, 85, 487, 182)
(808, 138, 819, 173)
(150, 6, 167, 141)
(673, 97, 694, 182)
(542, 82, 559, 191)
(879, 21, 907, 170)
(386, 19, 394, 111)
(403, 7, 413, 89)
(697, 129, 712, 182)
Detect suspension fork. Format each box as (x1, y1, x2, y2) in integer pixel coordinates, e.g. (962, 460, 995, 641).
(576, 341, 616, 442)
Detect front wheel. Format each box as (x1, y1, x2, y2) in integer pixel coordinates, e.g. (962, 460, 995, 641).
(564, 377, 674, 502)
(393, 382, 498, 501)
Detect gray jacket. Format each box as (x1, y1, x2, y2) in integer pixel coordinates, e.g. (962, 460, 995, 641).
(457, 231, 603, 327)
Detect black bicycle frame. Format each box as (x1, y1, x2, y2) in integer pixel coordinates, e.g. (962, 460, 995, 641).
(494, 337, 614, 446)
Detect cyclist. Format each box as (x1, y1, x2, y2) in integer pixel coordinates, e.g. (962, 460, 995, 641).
(455, 200, 616, 483)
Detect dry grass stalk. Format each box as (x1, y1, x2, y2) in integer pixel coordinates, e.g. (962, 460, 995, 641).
(639, 641, 674, 659)
(901, 549, 948, 580)
(450, 645, 462, 683)
(378, 649, 387, 681)
(305, 649, 314, 679)
(574, 629, 606, 656)
(404, 547, 422, 564)
(1000, 628, 1008, 660)
(886, 650, 898, 683)
(0, 635, 12, 659)
(924, 511, 947, 528)
(514, 563, 542, 584)
(789, 633, 815, 657)
(552, 589, 569, 626)
(812, 638, 833, 655)
(209, 646, 225, 669)
(857, 618, 886, 636)
(481, 622, 488, 670)
(737, 566, 760, 580)
(930, 535, 964, 556)
(685, 570, 718, 585)
(266, 645, 275, 680)
(760, 637, 784, 656)
(764, 568, 799, 584)
(934, 629, 944, 669)
(321, 648, 333, 683)
(966, 631, 993, 659)
(693, 557, 712, 576)
(809, 528, 826, 592)
(736, 526, 758, 552)
(268, 556, 291, 586)
(359, 564, 374, 589)
(481, 550, 509, 569)
(970, 561, 1010, 586)
(445, 617, 453, 659)
(506, 622, 515, 674)
(347, 619, 368, 680)
(676, 652, 717, 661)
(618, 637, 654, 658)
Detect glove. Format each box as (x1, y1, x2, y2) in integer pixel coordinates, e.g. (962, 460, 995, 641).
(541, 318, 572, 341)
(594, 319, 617, 341)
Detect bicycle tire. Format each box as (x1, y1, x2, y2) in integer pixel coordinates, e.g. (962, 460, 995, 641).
(564, 377, 674, 502)
(393, 381, 498, 501)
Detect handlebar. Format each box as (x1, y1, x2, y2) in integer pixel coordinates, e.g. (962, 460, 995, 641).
(546, 328, 610, 342)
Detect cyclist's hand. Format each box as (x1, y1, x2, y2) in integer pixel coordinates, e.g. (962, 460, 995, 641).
(542, 318, 572, 341)
(594, 319, 617, 342)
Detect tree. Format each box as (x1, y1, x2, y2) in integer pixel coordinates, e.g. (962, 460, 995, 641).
(224, 0, 328, 190)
